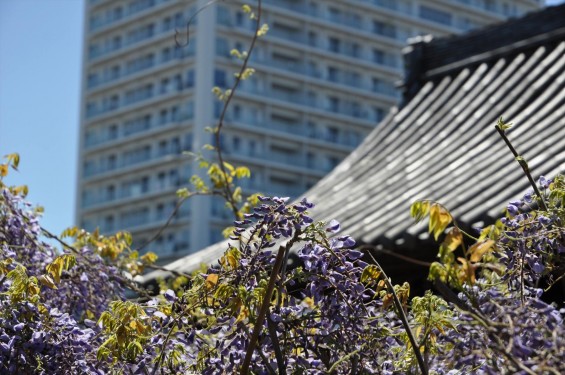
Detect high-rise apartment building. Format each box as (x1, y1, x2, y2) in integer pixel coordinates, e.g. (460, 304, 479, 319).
(78, 0, 541, 261)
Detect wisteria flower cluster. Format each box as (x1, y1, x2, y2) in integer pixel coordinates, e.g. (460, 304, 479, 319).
(500, 175, 565, 287)
(0, 177, 124, 373)
(1, 151, 564, 375)
(191, 197, 404, 374)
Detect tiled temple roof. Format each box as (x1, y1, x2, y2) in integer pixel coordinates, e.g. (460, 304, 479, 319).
(141, 4, 565, 283)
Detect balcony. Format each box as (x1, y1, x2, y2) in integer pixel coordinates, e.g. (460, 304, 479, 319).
(89, 0, 175, 33)
(81, 175, 190, 210)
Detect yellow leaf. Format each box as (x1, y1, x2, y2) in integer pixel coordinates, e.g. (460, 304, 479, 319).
(257, 23, 269, 37)
(457, 257, 476, 284)
(0, 164, 8, 177)
(116, 325, 127, 347)
(469, 239, 495, 263)
(226, 254, 238, 269)
(141, 252, 158, 264)
(302, 296, 315, 309)
(235, 166, 251, 179)
(5, 153, 19, 169)
(442, 227, 462, 252)
(429, 204, 452, 240)
(223, 161, 234, 173)
(38, 274, 58, 289)
(28, 281, 40, 296)
(46, 260, 63, 283)
(205, 273, 219, 290)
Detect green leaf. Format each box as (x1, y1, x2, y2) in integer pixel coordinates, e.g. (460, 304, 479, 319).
(410, 201, 430, 223)
(38, 274, 58, 290)
(235, 166, 251, 179)
(361, 264, 382, 283)
(4, 153, 20, 170)
(429, 204, 452, 241)
(176, 187, 190, 199)
(496, 117, 512, 131)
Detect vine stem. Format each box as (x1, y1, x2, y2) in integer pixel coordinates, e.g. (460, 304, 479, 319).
(367, 251, 429, 375)
(241, 231, 300, 374)
(494, 124, 548, 211)
(214, 0, 263, 219)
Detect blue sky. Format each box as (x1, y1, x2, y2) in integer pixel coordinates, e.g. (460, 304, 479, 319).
(0, 0, 563, 237)
(0, 0, 84, 236)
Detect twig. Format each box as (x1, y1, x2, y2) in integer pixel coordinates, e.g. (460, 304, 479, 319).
(495, 123, 548, 211)
(42, 228, 80, 255)
(174, 0, 220, 47)
(241, 231, 300, 374)
(328, 349, 360, 373)
(241, 323, 278, 375)
(367, 251, 429, 375)
(213, 0, 263, 220)
(266, 315, 286, 374)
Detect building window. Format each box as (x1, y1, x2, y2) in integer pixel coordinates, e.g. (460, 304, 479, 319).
(169, 169, 179, 187)
(327, 156, 340, 171)
(162, 16, 172, 31)
(160, 78, 170, 94)
(419, 6, 452, 26)
(156, 203, 165, 220)
(159, 109, 168, 125)
(87, 73, 98, 88)
(328, 37, 340, 53)
(158, 140, 168, 156)
(162, 47, 172, 62)
(351, 43, 360, 57)
(373, 20, 396, 38)
(372, 78, 382, 93)
(107, 155, 116, 170)
(327, 127, 339, 143)
(106, 185, 115, 200)
(214, 69, 227, 88)
(108, 124, 118, 140)
(184, 133, 193, 151)
(186, 70, 194, 87)
(233, 136, 241, 152)
(328, 67, 339, 82)
(374, 107, 385, 122)
(112, 36, 121, 50)
(306, 152, 315, 168)
(104, 215, 114, 232)
(174, 12, 184, 28)
(328, 97, 340, 113)
(113, 6, 123, 21)
(217, 5, 230, 25)
(213, 101, 223, 118)
(235, 11, 244, 26)
(216, 38, 229, 57)
(372, 49, 385, 64)
(328, 7, 341, 22)
(233, 105, 241, 120)
(308, 31, 317, 46)
(174, 74, 182, 91)
(157, 172, 166, 189)
(171, 137, 180, 154)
